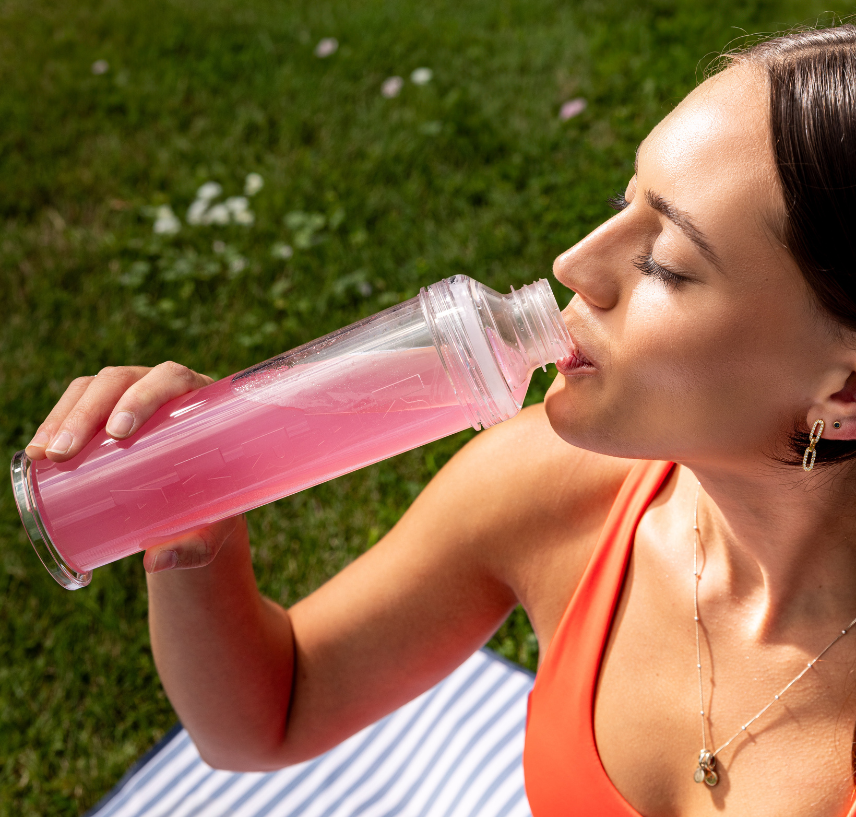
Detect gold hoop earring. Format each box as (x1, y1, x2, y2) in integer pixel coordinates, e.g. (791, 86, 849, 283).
(803, 419, 825, 472)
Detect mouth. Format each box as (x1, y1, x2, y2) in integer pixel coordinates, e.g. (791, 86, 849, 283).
(555, 337, 597, 376)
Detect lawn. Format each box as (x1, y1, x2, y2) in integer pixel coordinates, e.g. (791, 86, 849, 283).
(0, 0, 837, 813)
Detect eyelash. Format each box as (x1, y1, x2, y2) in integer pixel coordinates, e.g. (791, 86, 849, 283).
(632, 254, 686, 289)
(607, 192, 628, 212)
(606, 192, 688, 290)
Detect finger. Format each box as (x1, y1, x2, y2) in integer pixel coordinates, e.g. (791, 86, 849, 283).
(40, 367, 152, 462)
(143, 516, 246, 574)
(105, 361, 213, 445)
(25, 374, 103, 460)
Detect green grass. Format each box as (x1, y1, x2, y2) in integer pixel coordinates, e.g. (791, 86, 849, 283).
(0, 0, 840, 813)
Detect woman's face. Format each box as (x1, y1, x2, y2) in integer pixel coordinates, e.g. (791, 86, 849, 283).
(545, 63, 851, 468)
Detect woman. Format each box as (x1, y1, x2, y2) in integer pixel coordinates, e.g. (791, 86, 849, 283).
(25, 25, 856, 816)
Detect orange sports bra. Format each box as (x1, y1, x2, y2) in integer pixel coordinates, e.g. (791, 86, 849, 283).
(522, 459, 856, 817)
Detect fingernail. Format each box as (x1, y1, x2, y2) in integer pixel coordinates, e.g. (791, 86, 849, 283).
(150, 550, 178, 573)
(106, 411, 134, 438)
(46, 430, 73, 455)
(27, 430, 50, 450)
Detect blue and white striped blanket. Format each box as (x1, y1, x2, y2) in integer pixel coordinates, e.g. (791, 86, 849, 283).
(86, 649, 534, 817)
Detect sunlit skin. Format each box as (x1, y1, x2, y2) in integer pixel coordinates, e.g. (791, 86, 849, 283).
(547, 61, 856, 815)
(547, 67, 850, 467)
(24, 62, 856, 816)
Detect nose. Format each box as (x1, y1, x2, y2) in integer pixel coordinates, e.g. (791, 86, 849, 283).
(553, 215, 625, 311)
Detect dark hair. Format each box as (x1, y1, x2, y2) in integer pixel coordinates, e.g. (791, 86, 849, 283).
(731, 26, 856, 467)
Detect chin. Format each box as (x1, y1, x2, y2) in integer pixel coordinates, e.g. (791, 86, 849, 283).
(543, 376, 661, 461)
(544, 385, 611, 455)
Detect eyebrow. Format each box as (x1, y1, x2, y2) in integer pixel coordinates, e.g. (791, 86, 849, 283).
(645, 190, 723, 271)
(633, 145, 723, 271)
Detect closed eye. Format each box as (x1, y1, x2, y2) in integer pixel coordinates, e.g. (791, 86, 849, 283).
(608, 192, 693, 288)
(633, 254, 689, 289)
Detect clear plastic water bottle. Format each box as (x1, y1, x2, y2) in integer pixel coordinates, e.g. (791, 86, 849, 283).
(11, 275, 571, 589)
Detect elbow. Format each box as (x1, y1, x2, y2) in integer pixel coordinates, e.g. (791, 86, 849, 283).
(194, 731, 336, 772)
(196, 742, 291, 774)
(190, 720, 294, 773)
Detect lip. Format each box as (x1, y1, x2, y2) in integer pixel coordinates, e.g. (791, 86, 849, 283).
(555, 334, 598, 376)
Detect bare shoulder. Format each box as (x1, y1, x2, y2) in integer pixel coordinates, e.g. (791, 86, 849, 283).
(276, 403, 634, 761)
(412, 402, 635, 648)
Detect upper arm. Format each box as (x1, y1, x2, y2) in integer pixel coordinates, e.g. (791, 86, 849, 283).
(277, 402, 632, 763)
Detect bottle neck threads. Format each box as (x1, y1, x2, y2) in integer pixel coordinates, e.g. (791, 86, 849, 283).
(420, 276, 571, 430)
(508, 280, 573, 374)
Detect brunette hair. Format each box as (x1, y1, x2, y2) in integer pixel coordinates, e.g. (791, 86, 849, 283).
(732, 26, 856, 467)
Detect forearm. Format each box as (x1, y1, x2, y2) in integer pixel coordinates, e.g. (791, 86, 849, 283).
(146, 518, 295, 771)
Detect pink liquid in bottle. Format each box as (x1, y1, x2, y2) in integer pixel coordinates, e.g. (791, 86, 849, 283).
(32, 345, 469, 573)
(14, 275, 572, 589)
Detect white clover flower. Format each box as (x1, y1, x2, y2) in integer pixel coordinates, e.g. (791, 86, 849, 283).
(212, 240, 226, 253)
(225, 196, 250, 214)
(186, 199, 209, 225)
(560, 98, 587, 121)
(381, 76, 404, 98)
(205, 204, 230, 225)
(196, 181, 223, 201)
(410, 67, 432, 85)
(315, 38, 338, 58)
(91, 60, 109, 75)
(233, 209, 255, 225)
(153, 206, 180, 235)
(271, 242, 294, 260)
(230, 257, 247, 274)
(153, 217, 180, 235)
(244, 172, 264, 196)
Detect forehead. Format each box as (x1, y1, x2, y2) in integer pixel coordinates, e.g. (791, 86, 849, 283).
(637, 64, 784, 239)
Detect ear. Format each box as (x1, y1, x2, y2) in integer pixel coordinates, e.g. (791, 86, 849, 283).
(807, 371, 856, 440)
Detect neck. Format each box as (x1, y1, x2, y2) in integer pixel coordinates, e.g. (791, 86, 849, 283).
(682, 460, 856, 635)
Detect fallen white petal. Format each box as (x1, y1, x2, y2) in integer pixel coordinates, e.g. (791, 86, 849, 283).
(244, 173, 264, 196)
(410, 67, 432, 85)
(271, 242, 294, 259)
(381, 76, 404, 98)
(315, 38, 338, 58)
(560, 98, 587, 120)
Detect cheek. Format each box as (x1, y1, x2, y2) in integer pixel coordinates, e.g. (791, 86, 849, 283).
(612, 287, 811, 444)
(546, 286, 806, 458)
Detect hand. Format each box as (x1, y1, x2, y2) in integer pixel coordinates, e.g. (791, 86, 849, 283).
(23, 361, 234, 574)
(26, 361, 214, 462)
(142, 514, 248, 574)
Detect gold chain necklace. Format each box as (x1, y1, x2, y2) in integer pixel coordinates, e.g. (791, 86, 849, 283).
(691, 482, 856, 786)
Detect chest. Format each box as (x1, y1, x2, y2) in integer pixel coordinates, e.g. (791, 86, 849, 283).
(592, 522, 856, 817)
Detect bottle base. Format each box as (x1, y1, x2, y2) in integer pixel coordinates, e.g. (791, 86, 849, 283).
(10, 451, 92, 590)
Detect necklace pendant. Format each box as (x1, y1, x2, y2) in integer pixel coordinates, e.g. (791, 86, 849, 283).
(695, 750, 718, 787)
